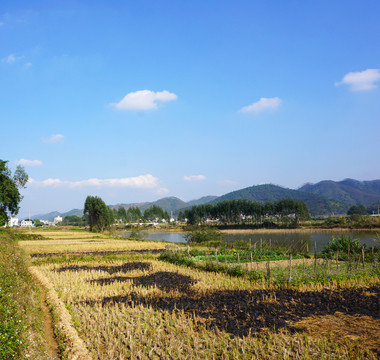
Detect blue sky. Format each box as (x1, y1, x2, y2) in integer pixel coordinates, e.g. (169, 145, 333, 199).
(1, 1, 379, 217)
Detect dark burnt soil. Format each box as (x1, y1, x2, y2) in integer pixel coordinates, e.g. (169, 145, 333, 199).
(55, 262, 152, 274)
(89, 271, 197, 293)
(82, 285, 379, 338)
(31, 249, 165, 258)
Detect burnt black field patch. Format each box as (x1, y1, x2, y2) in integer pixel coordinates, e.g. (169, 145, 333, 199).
(55, 262, 152, 274)
(81, 286, 380, 338)
(31, 249, 165, 258)
(89, 271, 197, 293)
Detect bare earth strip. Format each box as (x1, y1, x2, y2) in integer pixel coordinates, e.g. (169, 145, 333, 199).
(30, 267, 92, 360)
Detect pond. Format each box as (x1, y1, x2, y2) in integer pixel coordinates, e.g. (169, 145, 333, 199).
(118, 230, 379, 253)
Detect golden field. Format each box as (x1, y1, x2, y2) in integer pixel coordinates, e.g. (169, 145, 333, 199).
(20, 229, 380, 359)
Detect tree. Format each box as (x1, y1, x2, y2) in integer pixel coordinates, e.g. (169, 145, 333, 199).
(143, 205, 168, 222)
(347, 205, 367, 216)
(33, 219, 44, 227)
(126, 206, 142, 222)
(117, 207, 127, 222)
(177, 210, 184, 222)
(83, 196, 113, 232)
(0, 160, 28, 226)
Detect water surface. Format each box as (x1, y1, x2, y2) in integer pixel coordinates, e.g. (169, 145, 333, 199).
(119, 230, 379, 253)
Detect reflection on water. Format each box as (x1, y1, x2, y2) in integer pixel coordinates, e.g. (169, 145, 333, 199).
(119, 231, 379, 253)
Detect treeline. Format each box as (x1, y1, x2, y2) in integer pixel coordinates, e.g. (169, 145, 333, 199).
(63, 196, 172, 232)
(179, 198, 309, 226)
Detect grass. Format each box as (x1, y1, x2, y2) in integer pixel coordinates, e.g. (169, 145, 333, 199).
(158, 250, 379, 287)
(0, 230, 47, 359)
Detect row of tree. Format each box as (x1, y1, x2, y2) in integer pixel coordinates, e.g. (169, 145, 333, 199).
(83, 196, 172, 232)
(178, 198, 310, 225)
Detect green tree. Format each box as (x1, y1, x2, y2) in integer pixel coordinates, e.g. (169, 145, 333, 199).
(33, 219, 44, 227)
(143, 205, 168, 222)
(347, 205, 367, 216)
(0, 160, 28, 226)
(62, 215, 86, 226)
(177, 210, 184, 222)
(126, 206, 142, 222)
(83, 196, 113, 232)
(117, 207, 127, 222)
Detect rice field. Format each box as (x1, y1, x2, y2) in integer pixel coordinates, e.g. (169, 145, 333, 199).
(20, 229, 380, 359)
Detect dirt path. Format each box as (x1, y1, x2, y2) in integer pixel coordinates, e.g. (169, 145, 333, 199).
(39, 285, 60, 359)
(238, 257, 324, 270)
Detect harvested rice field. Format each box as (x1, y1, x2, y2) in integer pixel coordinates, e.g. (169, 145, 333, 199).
(22, 229, 380, 359)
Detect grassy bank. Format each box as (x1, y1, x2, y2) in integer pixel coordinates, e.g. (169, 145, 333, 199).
(0, 230, 47, 359)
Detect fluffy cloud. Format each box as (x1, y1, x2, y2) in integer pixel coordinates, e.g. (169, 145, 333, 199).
(184, 175, 206, 181)
(28, 174, 160, 189)
(239, 97, 282, 114)
(16, 159, 42, 167)
(112, 90, 178, 110)
(335, 69, 380, 91)
(43, 134, 65, 143)
(2, 54, 17, 64)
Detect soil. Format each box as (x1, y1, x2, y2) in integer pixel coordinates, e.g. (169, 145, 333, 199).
(89, 271, 197, 293)
(39, 286, 60, 359)
(55, 261, 152, 274)
(240, 257, 324, 270)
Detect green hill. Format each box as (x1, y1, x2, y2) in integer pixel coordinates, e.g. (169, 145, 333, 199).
(187, 196, 218, 207)
(299, 179, 380, 207)
(211, 184, 334, 216)
(139, 197, 188, 213)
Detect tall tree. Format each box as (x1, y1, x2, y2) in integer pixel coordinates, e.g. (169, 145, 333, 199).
(117, 207, 127, 222)
(83, 196, 113, 232)
(0, 160, 28, 226)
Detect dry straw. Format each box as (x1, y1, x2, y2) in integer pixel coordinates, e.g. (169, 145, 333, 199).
(29, 266, 92, 360)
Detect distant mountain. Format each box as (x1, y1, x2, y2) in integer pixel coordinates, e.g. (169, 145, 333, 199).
(299, 179, 380, 207)
(113, 196, 202, 213)
(31, 179, 380, 219)
(139, 197, 188, 213)
(187, 196, 218, 207)
(31, 209, 83, 221)
(30, 211, 61, 221)
(211, 184, 334, 216)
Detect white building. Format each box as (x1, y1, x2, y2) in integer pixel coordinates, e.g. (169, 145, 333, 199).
(8, 217, 19, 227)
(20, 220, 33, 227)
(54, 216, 63, 224)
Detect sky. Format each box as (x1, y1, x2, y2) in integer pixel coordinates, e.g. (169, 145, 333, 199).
(1, 0, 379, 218)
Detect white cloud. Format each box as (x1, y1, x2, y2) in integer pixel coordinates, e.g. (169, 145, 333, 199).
(43, 134, 64, 143)
(240, 97, 282, 114)
(155, 187, 169, 195)
(184, 175, 206, 181)
(16, 159, 42, 167)
(2, 54, 16, 64)
(112, 89, 178, 110)
(28, 174, 160, 189)
(218, 179, 238, 186)
(335, 69, 380, 91)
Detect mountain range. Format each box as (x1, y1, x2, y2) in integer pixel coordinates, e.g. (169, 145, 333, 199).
(31, 178, 380, 220)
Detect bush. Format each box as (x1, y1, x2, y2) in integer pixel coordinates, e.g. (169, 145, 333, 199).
(184, 226, 223, 244)
(322, 235, 362, 257)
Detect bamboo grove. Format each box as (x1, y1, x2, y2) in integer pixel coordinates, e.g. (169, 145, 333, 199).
(180, 198, 310, 226)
